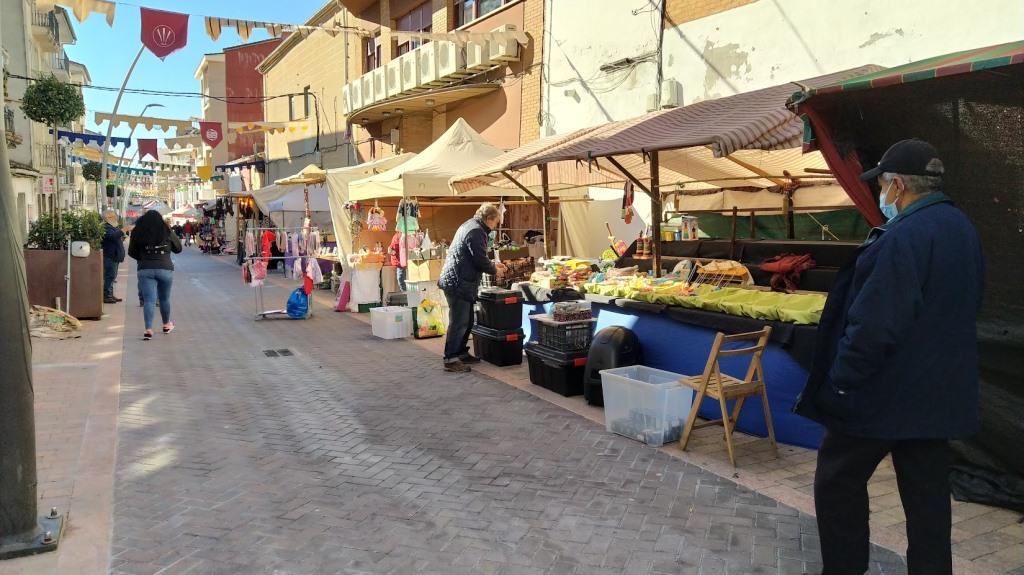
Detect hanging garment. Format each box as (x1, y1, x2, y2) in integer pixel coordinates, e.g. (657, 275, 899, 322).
(498, 200, 507, 226)
(307, 228, 321, 254)
(276, 229, 287, 252)
(623, 180, 635, 224)
(244, 228, 256, 256)
(367, 207, 388, 232)
(306, 258, 324, 284)
(251, 260, 267, 284)
(293, 257, 304, 280)
(260, 230, 275, 261)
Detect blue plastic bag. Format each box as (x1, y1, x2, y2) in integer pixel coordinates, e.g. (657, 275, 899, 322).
(286, 287, 309, 319)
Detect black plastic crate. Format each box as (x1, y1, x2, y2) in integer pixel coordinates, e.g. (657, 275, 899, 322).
(476, 288, 523, 330)
(471, 325, 524, 366)
(530, 316, 596, 352)
(525, 343, 588, 397)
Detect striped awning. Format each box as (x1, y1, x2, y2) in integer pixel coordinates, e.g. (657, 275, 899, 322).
(507, 66, 880, 167)
(801, 40, 1024, 97)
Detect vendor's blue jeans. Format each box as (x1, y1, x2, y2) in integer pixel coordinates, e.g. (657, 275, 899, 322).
(138, 268, 173, 330)
(103, 257, 119, 298)
(396, 266, 407, 291)
(443, 290, 475, 363)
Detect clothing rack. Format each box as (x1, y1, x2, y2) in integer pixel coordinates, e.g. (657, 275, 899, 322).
(245, 226, 322, 321)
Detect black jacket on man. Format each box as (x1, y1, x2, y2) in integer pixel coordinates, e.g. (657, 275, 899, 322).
(438, 216, 496, 302)
(102, 222, 126, 263)
(795, 193, 984, 439)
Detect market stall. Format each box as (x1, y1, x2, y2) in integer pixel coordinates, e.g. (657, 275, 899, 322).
(344, 119, 504, 313)
(450, 66, 881, 450)
(788, 40, 1024, 509)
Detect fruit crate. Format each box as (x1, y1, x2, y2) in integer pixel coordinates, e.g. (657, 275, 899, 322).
(529, 315, 596, 352)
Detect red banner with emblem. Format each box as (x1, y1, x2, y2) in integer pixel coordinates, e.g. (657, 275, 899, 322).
(140, 7, 189, 60)
(199, 122, 223, 149)
(137, 138, 159, 161)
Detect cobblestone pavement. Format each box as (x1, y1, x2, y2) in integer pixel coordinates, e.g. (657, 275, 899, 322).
(111, 249, 907, 575)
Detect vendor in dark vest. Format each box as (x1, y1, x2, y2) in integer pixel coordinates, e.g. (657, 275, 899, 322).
(437, 203, 507, 373)
(795, 140, 984, 575)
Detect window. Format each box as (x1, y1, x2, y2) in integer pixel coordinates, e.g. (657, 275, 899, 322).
(455, 0, 510, 27)
(303, 86, 311, 119)
(396, 1, 432, 56)
(364, 34, 382, 71)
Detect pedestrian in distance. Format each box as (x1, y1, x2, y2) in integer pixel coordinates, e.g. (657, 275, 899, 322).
(101, 209, 126, 304)
(183, 220, 193, 247)
(795, 140, 985, 575)
(437, 203, 507, 373)
(128, 210, 182, 340)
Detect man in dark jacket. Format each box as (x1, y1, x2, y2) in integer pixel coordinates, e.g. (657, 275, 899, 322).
(101, 210, 126, 304)
(795, 140, 984, 575)
(438, 203, 506, 373)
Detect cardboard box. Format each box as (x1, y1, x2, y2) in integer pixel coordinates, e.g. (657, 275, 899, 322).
(407, 259, 442, 282)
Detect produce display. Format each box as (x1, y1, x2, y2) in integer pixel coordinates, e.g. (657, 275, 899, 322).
(552, 301, 592, 322)
(583, 266, 826, 325)
(529, 259, 594, 288)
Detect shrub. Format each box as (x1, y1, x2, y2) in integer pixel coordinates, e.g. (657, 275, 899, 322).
(26, 210, 104, 251)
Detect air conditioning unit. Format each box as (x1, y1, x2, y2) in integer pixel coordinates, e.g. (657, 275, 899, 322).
(372, 67, 387, 102)
(360, 72, 375, 105)
(436, 41, 467, 81)
(660, 79, 681, 108)
(465, 40, 492, 71)
(488, 25, 520, 62)
(385, 58, 403, 98)
(400, 51, 421, 92)
(418, 41, 440, 85)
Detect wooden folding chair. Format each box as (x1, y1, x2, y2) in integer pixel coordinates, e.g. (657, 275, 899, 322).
(678, 327, 777, 466)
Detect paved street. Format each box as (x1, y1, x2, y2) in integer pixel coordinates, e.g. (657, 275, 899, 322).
(109, 248, 906, 575)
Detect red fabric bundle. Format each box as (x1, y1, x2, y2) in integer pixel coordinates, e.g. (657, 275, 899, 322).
(760, 253, 816, 293)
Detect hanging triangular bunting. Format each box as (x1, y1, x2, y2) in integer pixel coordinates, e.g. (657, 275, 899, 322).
(140, 7, 189, 60)
(138, 138, 159, 161)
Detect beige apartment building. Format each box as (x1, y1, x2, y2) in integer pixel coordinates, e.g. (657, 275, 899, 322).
(2, 1, 86, 236)
(195, 53, 229, 193)
(258, 0, 544, 183)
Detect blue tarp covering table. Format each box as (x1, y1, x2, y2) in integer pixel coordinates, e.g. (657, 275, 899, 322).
(589, 300, 825, 449)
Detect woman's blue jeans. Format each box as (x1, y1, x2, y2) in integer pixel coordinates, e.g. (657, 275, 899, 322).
(138, 268, 173, 329)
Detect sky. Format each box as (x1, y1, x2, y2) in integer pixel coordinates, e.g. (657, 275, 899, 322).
(64, 0, 327, 163)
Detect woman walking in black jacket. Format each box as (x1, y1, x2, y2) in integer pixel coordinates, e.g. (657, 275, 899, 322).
(128, 210, 182, 340)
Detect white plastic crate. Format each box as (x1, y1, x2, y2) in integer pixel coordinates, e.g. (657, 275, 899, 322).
(370, 306, 413, 339)
(600, 365, 693, 447)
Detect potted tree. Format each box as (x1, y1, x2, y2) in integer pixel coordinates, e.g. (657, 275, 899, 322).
(24, 210, 105, 319)
(82, 161, 102, 212)
(21, 74, 85, 216)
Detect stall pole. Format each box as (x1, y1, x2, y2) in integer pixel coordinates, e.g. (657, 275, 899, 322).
(539, 164, 552, 259)
(784, 188, 795, 239)
(499, 171, 543, 203)
(650, 151, 662, 278)
(749, 209, 756, 239)
(730, 206, 738, 260)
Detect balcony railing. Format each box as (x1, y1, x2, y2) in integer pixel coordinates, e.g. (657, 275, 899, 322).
(4, 107, 15, 134)
(36, 143, 68, 170)
(52, 52, 69, 72)
(31, 10, 60, 45)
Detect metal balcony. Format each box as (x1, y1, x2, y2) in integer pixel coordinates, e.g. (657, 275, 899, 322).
(31, 10, 60, 47)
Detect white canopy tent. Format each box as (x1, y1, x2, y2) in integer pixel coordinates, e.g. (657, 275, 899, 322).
(324, 153, 415, 258)
(263, 184, 333, 229)
(348, 118, 503, 201)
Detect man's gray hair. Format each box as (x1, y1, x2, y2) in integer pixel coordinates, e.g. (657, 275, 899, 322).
(883, 158, 944, 195)
(475, 203, 500, 221)
(103, 209, 117, 221)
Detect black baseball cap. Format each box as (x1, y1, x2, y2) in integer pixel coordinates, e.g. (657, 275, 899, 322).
(859, 139, 944, 181)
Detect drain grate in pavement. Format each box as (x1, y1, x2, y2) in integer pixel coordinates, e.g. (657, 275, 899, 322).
(263, 350, 278, 357)
(262, 349, 294, 358)
(277, 349, 293, 357)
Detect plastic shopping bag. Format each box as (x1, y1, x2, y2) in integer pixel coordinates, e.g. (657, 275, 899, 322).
(416, 299, 446, 338)
(286, 287, 309, 319)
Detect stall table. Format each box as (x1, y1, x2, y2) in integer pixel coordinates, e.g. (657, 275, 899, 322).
(586, 296, 824, 449)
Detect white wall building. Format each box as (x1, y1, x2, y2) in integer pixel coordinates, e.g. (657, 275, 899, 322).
(541, 0, 1024, 257)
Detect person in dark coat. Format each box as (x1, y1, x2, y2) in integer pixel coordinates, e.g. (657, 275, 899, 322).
(795, 140, 984, 575)
(128, 210, 182, 340)
(437, 203, 506, 373)
(101, 210, 126, 304)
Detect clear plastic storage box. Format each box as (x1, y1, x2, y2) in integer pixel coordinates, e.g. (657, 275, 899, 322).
(599, 365, 693, 447)
(370, 306, 414, 339)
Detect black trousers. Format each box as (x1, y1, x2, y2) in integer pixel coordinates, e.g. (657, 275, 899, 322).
(442, 291, 475, 363)
(814, 430, 952, 575)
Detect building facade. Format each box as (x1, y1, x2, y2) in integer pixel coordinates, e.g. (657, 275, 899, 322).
(223, 39, 282, 162)
(540, 0, 1024, 255)
(258, 0, 544, 183)
(194, 53, 228, 193)
(2, 1, 84, 237)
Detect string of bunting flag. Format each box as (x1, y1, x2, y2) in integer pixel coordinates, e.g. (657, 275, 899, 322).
(53, 129, 130, 149)
(215, 160, 265, 174)
(40, 1, 529, 52)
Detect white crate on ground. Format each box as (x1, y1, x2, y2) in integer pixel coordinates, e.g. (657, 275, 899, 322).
(600, 365, 693, 447)
(370, 306, 413, 339)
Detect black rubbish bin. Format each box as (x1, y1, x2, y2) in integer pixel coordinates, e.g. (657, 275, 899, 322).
(584, 326, 641, 406)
